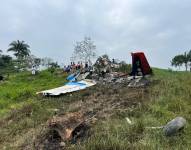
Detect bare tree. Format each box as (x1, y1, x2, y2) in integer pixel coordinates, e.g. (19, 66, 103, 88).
(72, 37, 97, 64)
(26, 55, 41, 70)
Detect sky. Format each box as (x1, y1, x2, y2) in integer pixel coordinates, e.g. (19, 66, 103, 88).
(0, 0, 191, 68)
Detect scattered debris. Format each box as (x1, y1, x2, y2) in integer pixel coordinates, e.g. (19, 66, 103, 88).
(145, 117, 186, 136)
(145, 126, 164, 129)
(126, 117, 133, 125)
(91, 52, 152, 87)
(66, 71, 80, 81)
(77, 72, 90, 81)
(94, 55, 112, 76)
(163, 117, 186, 136)
(37, 52, 152, 96)
(35, 52, 153, 147)
(128, 76, 150, 88)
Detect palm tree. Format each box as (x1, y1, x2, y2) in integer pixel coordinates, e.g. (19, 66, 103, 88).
(7, 40, 31, 70)
(7, 40, 30, 60)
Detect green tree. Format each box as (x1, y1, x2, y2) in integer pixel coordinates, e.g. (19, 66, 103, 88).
(7, 40, 30, 60)
(7, 40, 31, 70)
(183, 52, 190, 71)
(171, 55, 184, 70)
(48, 62, 60, 74)
(0, 54, 14, 74)
(172, 52, 190, 71)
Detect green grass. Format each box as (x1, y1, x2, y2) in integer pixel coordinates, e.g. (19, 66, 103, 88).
(0, 70, 70, 148)
(71, 69, 191, 150)
(0, 70, 67, 116)
(0, 68, 191, 149)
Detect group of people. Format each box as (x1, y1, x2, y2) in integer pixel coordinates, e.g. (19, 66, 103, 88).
(63, 62, 91, 73)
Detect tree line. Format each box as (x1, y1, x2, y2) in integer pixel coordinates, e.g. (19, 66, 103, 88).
(1, 37, 135, 76)
(0, 40, 59, 75)
(171, 50, 191, 71)
(0, 37, 97, 75)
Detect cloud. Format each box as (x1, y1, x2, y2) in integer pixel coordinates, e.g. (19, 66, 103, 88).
(0, 0, 191, 68)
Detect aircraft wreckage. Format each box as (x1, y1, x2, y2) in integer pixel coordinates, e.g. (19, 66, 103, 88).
(37, 52, 152, 96)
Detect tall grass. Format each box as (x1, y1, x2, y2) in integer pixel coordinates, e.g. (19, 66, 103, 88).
(71, 69, 191, 149)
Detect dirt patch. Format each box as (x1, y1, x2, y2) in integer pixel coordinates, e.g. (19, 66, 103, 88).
(34, 82, 150, 149)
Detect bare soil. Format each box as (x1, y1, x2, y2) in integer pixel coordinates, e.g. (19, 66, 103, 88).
(34, 83, 150, 149)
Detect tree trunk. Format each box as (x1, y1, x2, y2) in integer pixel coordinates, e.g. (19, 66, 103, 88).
(185, 63, 188, 71)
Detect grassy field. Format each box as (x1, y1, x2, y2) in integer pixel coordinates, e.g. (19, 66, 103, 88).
(0, 69, 191, 149)
(0, 70, 67, 116)
(74, 69, 191, 150)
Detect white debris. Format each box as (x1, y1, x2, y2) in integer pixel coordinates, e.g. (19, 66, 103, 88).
(126, 117, 133, 125)
(37, 79, 96, 96)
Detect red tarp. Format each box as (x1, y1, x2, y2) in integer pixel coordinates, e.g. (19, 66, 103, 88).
(131, 52, 152, 75)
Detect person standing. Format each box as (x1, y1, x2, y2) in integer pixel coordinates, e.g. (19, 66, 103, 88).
(32, 66, 36, 75)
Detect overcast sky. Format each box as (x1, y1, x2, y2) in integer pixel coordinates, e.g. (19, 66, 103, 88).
(1, 0, 191, 68)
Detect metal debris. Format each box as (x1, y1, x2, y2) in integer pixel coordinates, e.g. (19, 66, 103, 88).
(126, 117, 133, 125)
(163, 117, 186, 136)
(128, 77, 150, 88)
(37, 79, 96, 96)
(145, 117, 187, 136)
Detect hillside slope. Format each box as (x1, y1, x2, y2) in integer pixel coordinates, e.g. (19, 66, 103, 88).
(0, 69, 191, 149)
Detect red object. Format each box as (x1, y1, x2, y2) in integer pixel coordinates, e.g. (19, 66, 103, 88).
(131, 52, 152, 75)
